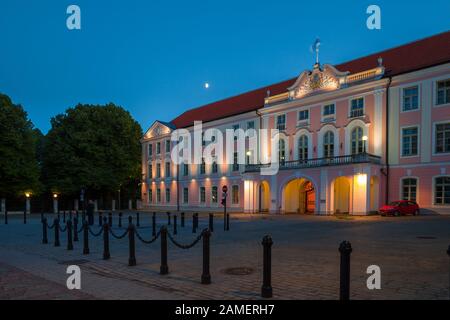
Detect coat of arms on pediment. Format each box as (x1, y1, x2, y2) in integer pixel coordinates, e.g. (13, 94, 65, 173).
(143, 121, 175, 139)
(288, 64, 349, 100)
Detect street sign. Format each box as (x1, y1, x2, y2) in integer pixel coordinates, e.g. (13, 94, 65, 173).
(222, 185, 228, 193)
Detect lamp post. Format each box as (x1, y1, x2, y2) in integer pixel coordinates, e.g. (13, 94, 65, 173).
(53, 193, 59, 214)
(362, 135, 368, 153)
(25, 193, 31, 214)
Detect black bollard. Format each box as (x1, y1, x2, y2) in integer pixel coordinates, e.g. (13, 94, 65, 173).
(136, 212, 140, 227)
(73, 217, 79, 242)
(261, 235, 273, 298)
(67, 220, 73, 251)
(118, 212, 123, 228)
(42, 218, 48, 244)
(201, 229, 212, 284)
(339, 241, 352, 300)
(103, 217, 110, 260)
(63, 210, 66, 223)
(160, 226, 169, 275)
(57, 211, 60, 221)
(152, 213, 156, 237)
(447, 245, 450, 300)
(54, 218, 60, 247)
(128, 216, 136, 266)
(108, 212, 113, 227)
(209, 213, 214, 232)
(4, 211, 7, 224)
(173, 215, 177, 235)
(23, 210, 27, 224)
(167, 212, 171, 225)
(226, 213, 230, 231)
(99, 212, 103, 227)
(83, 220, 89, 254)
(181, 212, 185, 227)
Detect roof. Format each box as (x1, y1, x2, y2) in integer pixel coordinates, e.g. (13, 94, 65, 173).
(171, 31, 450, 129)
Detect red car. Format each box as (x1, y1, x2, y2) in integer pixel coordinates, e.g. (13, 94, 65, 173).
(379, 200, 420, 216)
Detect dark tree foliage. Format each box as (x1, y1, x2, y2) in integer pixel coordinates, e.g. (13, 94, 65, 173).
(42, 103, 142, 198)
(0, 93, 41, 197)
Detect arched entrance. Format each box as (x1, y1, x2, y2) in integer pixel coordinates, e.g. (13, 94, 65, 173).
(333, 177, 350, 214)
(283, 178, 316, 214)
(259, 181, 270, 212)
(370, 176, 379, 212)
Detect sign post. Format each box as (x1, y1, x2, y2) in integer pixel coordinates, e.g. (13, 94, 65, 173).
(221, 185, 228, 231)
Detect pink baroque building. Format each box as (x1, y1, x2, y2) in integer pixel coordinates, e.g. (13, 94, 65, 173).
(141, 32, 450, 215)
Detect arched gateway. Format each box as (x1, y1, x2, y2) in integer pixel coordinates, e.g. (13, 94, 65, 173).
(282, 178, 316, 214)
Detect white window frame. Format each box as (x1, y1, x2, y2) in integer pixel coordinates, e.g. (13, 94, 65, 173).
(432, 175, 450, 206)
(400, 83, 421, 112)
(322, 102, 336, 123)
(434, 77, 450, 107)
(399, 176, 419, 202)
(432, 121, 450, 156)
(400, 125, 420, 158)
(348, 96, 365, 118)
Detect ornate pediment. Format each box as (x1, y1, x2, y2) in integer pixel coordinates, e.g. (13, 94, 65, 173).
(288, 64, 349, 100)
(143, 121, 175, 140)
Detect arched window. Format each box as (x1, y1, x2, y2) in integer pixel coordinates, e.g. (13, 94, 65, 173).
(298, 135, 308, 161)
(323, 131, 334, 158)
(351, 127, 364, 155)
(279, 139, 286, 164)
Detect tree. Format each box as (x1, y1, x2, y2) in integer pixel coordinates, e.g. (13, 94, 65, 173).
(0, 93, 41, 200)
(42, 103, 142, 204)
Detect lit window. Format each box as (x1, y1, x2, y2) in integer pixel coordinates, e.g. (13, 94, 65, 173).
(232, 185, 239, 204)
(351, 127, 364, 155)
(279, 139, 286, 164)
(211, 186, 218, 203)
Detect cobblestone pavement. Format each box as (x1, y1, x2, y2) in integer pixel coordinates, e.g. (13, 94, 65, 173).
(0, 212, 449, 300)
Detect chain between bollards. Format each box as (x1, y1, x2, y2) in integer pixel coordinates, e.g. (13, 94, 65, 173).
(201, 229, 212, 284)
(261, 235, 273, 298)
(67, 220, 73, 251)
(160, 226, 169, 275)
(339, 240, 352, 300)
(42, 218, 48, 244)
(83, 220, 89, 254)
(103, 217, 110, 260)
(54, 218, 60, 247)
(128, 216, 136, 266)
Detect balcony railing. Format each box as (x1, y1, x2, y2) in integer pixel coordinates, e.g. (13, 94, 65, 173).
(244, 153, 381, 173)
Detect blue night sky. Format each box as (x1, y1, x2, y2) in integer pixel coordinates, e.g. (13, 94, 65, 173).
(0, 0, 449, 133)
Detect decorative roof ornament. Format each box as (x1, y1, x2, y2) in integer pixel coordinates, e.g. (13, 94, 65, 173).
(377, 56, 383, 67)
(311, 38, 321, 66)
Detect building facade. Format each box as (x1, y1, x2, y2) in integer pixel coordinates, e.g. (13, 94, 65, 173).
(141, 32, 450, 215)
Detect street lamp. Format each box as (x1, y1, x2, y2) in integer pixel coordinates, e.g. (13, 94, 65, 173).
(362, 136, 368, 153)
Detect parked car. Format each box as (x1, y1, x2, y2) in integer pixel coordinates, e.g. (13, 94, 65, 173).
(379, 200, 420, 216)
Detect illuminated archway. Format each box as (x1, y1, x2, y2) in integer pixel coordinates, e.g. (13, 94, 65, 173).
(259, 181, 270, 212)
(282, 178, 316, 214)
(333, 177, 351, 214)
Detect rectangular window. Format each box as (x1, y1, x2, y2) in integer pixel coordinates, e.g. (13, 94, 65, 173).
(323, 103, 335, 116)
(148, 189, 152, 203)
(200, 187, 206, 203)
(232, 185, 239, 204)
(402, 178, 417, 201)
(211, 186, 218, 204)
(148, 144, 153, 157)
(165, 188, 171, 203)
(350, 98, 364, 118)
(165, 140, 171, 153)
(247, 121, 255, 130)
(232, 152, 239, 171)
(435, 123, 450, 154)
(402, 86, 419, 111)
(276, 114, 286, 131)
(183, 188, 189, 204)
(156, 142, 161, 154)
(402, 127, 418, 157)
(298, 110, 309, 121)
(148, 164, 153, 179)
(165, 162, 171, 177)
(436, 79, 450, 105)
(212, 161, 218, 174)
(156, 163, 161, 178)
(435, 176, 450, 205)
(183, 164, 189, 176)
(156, 189, 161, 203)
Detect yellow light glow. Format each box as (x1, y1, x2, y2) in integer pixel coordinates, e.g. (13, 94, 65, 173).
(25, 193, 31, 198)
(53, 194, 58, 199)
(362, 135, 368, 141)
(246, 151, 252, 156)
(357, 173, 367, 185)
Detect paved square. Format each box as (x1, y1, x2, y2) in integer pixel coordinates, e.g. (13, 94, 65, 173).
(0, 212, 449, 300)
